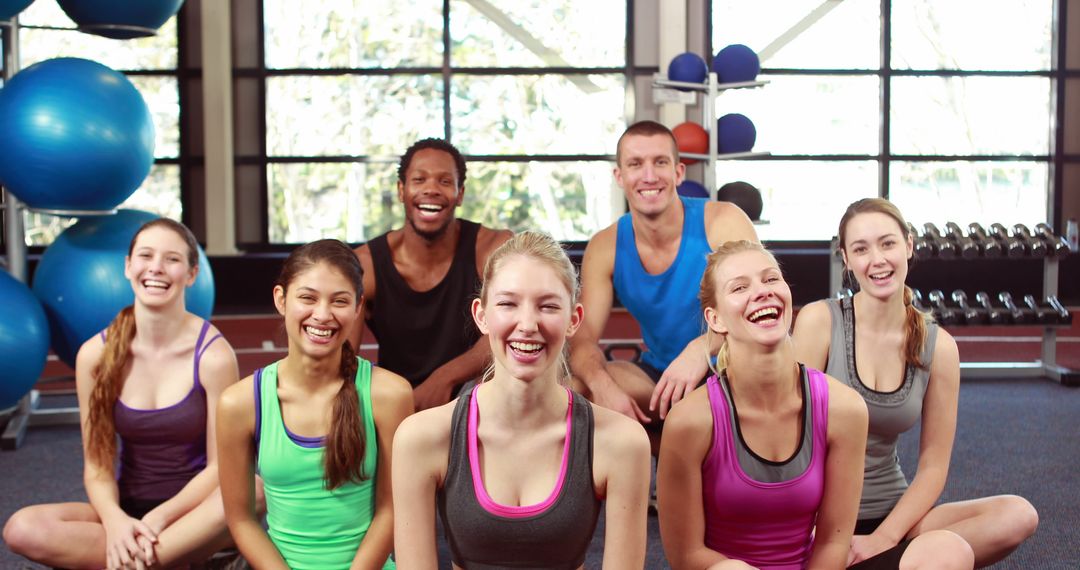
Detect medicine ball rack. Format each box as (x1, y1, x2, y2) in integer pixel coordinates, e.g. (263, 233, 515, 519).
(828, 225, 1078, 386)
(651, 72, 769, 197)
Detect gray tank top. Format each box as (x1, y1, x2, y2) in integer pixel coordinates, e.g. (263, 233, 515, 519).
(824, 297, 938, 519)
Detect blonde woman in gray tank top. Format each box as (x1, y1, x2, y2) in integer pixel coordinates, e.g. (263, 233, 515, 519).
(793, 198, 1038, 569)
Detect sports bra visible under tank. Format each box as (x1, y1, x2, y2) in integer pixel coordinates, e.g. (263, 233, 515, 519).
(823, 296, 938, 519)
(438, 387, 601, 570)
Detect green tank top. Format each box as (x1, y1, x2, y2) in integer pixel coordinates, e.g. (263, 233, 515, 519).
(256, 358, 394, 569)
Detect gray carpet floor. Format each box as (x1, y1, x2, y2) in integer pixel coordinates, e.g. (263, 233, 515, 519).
(0, 378, 1077, 569)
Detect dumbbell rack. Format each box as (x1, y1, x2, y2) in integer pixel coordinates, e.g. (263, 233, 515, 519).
(651, 72, 769, 196)
(828, 238, 1078, 386)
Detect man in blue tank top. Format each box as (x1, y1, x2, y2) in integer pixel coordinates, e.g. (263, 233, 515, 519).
(351, 139, 511, 410)
(570, 121, 757, 436)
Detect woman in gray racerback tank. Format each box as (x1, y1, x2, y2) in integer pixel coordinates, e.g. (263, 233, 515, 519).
(392, 231, 651, 569)
(794, 198, 1037, 569)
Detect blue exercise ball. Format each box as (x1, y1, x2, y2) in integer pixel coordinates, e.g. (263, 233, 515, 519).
(0, 58, 155, 212)
(0, 0, 34, 21)
(0, 271, 49, 410)
(717, 113, 757, 154)
(668, 52, 708, 84)
(32, 210, 214, 367)
(677, 180, 709, 199)
(712, 44, 760, 84)
(57, 0, 184, 39)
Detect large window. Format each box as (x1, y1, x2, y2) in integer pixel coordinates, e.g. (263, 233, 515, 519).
(9, 2, 182, 246)
(711, 0, 1054, 241)
(252, 0, 629, 244)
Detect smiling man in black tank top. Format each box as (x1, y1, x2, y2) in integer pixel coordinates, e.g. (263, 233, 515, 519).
(351, 139, 511, 410)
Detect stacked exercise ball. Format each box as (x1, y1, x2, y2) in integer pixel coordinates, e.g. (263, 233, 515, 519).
(57, 0, 184, 39)
(677, 180, 709, 199)
(0, 0, 34, 20)
(718, 181, 764, 221)
(0, 57, 155, 212)
(667, 52, 708, 84)
(717, 113, 757, 154)
(0, 271, 50, 410)
(712, 44, 760, 84)
(32, 210, 215, 367)
(672, 121, 708, 164)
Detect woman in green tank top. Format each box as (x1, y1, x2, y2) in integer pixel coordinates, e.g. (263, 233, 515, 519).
(217, 239, 413, 569)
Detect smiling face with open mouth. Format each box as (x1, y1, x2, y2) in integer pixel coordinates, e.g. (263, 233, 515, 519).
(124, 225, 197, 309)
(398, 148, 464, 241)
(614, 133, 685, 218)
(473, 254, 582, 384)
(841, 211, 913, 301)
(705, 249, 792, 348)
(274, 261, 361, 358)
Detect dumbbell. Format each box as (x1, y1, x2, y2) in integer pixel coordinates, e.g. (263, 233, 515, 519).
(967, 223, 1003, 258)
(989, 223, 1026, 258)
(1011, 224, 1046, 258)
(975, 291, 1009, 325)
(999, 292, 1035, 324)
(944, 222, 979, 259)
(1034, 223, 1071, 257)
(928, 289, 960, 325)
(907, 223, 934, 259)
(923, 223, 957, 259)
(1047, 296, 1073, 325)
(834, 288, 854, 300)
(951, 290, 988, 325)
(911, 288, 931, 313)
(1022, 295, 1059, 325)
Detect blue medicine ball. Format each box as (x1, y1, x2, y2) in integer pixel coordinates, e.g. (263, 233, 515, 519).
(717, 113, 757, 154)
(57, 0, 184, 39)
(32, 210, 215, 367)
(668, 52, 708, 84)
(677, 180, 710, 199)
(712, 44, 760, 84)
(0, 271, 49, 410)
(0, 0, 34, 20)
(0, 58, 155, 212)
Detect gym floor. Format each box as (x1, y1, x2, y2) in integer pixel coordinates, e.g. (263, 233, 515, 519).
(1, 309, 1078, 569)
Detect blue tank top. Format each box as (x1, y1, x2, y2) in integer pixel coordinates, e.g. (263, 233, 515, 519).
(113, 320, 220, 502)
(613, 196, 710, 371)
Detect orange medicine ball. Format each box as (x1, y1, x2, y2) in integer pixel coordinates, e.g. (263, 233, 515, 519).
(672, 121, 708, 165)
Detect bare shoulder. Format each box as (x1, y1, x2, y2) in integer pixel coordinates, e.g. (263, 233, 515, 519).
(198, 325, 240, 390)
(581, 223, 618, 269)
(75, 333, 106, 373)
(371, 366, 414, 410)
(704, 200, 758, 246)
(218, 375, 256, 424)
(353, 241, 374, 267)
(394, 399, 455, 455)
(663, 386, 713, 439)
(929, 327, 960, 383)
(591, 402, 649, 456)
(476, 225, 513, 251)
(823, 374, 868, 429)
(796, 299, 833, 327)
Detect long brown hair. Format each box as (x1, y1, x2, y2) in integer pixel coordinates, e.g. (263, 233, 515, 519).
(85, 218, 200, 469)
(276, 239, 368, 489)
(697, 240, 779, 377)
(837, 198, 933, 369)
(477, 231, 580, 385)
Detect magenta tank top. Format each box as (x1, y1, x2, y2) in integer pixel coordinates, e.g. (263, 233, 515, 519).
(701, 367, 829, 570)
(113, 320, 221, 501)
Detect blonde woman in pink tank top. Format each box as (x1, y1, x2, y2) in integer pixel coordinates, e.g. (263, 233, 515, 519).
(658, 240, 869, 569)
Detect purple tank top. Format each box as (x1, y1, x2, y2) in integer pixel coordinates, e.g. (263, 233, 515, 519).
(701, 367, 829, 570)
(113, 320, 221, 501)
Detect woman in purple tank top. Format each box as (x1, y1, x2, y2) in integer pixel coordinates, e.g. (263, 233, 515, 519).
(393, 231, 651, 569)
(3, 219, 240, 569)
(794, 198, 1037, 568)
(658, 240, 869, 570)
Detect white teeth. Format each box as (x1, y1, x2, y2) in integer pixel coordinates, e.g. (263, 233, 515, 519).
(417, 204, 443, 212)
(748, 307, 780, 322)
(509, 341, 543, 352)
(640, 189, 660, 196)
(143, 279, 169, 289)
(305, 326, 333, 338)
(870, 271, 893, 280)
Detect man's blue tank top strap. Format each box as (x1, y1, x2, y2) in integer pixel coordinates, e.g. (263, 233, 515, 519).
(613, 196, 710, 372)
